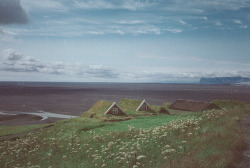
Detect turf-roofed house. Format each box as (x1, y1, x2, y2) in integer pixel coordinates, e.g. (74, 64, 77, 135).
(104, 102, 126, 115)
(119, 98, 155, 114)
(136, 100, 154, 112)
(83, 100, 126, 118)
(83, 98, 170, 118)
(169, 99, 220, 112)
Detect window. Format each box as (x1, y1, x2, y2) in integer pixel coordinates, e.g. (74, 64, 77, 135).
(113, 108, 118, 114)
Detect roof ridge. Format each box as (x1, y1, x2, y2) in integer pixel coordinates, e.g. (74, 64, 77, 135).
(136, 99, 152, 111)
(104, 102, 125, 115)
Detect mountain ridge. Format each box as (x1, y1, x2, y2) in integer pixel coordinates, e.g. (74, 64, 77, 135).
(200, 77, 250, 84)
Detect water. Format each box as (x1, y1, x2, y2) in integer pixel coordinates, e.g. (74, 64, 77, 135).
(0, 82, 250, 116)
(0, 111, 78, 120)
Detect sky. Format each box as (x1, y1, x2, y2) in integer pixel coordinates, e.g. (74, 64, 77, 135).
(0, 0, 250, 83)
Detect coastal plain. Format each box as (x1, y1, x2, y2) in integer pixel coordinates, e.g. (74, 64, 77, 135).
(0, 82, 250, 125)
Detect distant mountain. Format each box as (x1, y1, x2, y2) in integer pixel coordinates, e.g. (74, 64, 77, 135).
(200, 77, 250, 84)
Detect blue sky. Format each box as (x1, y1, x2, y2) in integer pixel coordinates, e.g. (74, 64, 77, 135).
(0, 0, 250, 82)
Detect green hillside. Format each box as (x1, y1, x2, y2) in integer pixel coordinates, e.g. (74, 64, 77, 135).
(0, 100, 249, 168)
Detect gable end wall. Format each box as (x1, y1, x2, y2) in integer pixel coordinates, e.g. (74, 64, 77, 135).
(106, 105, 124, 115)
(138, 102, 152, 112)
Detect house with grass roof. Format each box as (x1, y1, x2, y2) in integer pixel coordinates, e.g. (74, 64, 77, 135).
(169, 99, 220, 112)
(83, 99, 169, 118)
(104, 102, 126, 115)
(136, 100, 154, 112)
(83, 100, 126, 118)
(119, 98, 155, 113)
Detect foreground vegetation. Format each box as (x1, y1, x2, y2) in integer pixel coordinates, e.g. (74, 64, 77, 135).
(0, 124, 50, 137)
(0, 100, 249, 168)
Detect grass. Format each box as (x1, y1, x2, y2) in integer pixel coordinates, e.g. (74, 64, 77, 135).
(82, 100, 113, 117)
(119, 98, 167, 115)
(89, 115, 180, 134)
(150, 104, 170, 114)
(119, 98, 153, 115)
(119, 98, 143, 112)
(213, 99, 248, 109)
(0, 100, 249, 168)
(163, 102, 171, 109)
(0, 124, 50, 136)
(46, 117, 106, 139)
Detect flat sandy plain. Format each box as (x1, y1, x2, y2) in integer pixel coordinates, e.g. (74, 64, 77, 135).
(0, 82, 250, 125)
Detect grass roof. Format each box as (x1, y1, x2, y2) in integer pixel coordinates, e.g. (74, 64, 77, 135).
(119, 98, 161, 115)
(169, 99, 220, 112)
(119, 98, 143, 112)
(150, 105, 162, 112)
(84, 100, 113, 117)
(82, 98, 170, 118)
(150, 105, 169, 115)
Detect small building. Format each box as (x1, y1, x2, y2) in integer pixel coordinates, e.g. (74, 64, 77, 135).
(136, 100, 153, 112)
(119, 98, 155, 113)
(104, 102, 126, 115)
(169, 99, 220, 112)
(83, 100, 126, 117)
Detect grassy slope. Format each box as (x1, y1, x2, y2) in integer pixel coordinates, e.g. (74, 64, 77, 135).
(0, 124, 50, 136)
(0, 100, 249, 168)
(90, 115, 180, 134)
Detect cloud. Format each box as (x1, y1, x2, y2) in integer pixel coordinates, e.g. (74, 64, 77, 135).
(21, 0, 154, 12)
(202, 17, 208, 21)
(85, 31, 104, 35)
(117, 20, 146, 24)
(80, 25, 162, 36)
(21, 0, 67, 12)
(214, 21, 222, 26)
(0, 49, 63, 74)
(233, 19, 242, 24)
(73, 0, 115, 9)
(0, 0, 29, 25)
(137, 53, 166, 59)
(179, 20, 187, 25)
(0, 27, 17, 36)
(0, 49, 119, 79)
(23, 0, 250, 13)
(3, 0, 248, 39)
(73, 0, 154, 10)
(1, 49, 250, 82)
(127, 70, 250, 82)
(121, 0, 154, 10)
(0, 27, 18, 43)
(6, 16, 162, 37)
(165, 28, 183, 33)
(1, 49, 23, 61)
(240, 25, 248, 29)
(77, 65, 119, 78)
(182, 0, 250, 12)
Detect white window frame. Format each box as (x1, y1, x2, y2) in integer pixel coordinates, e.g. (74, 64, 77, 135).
(113, 108, 118, 114)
